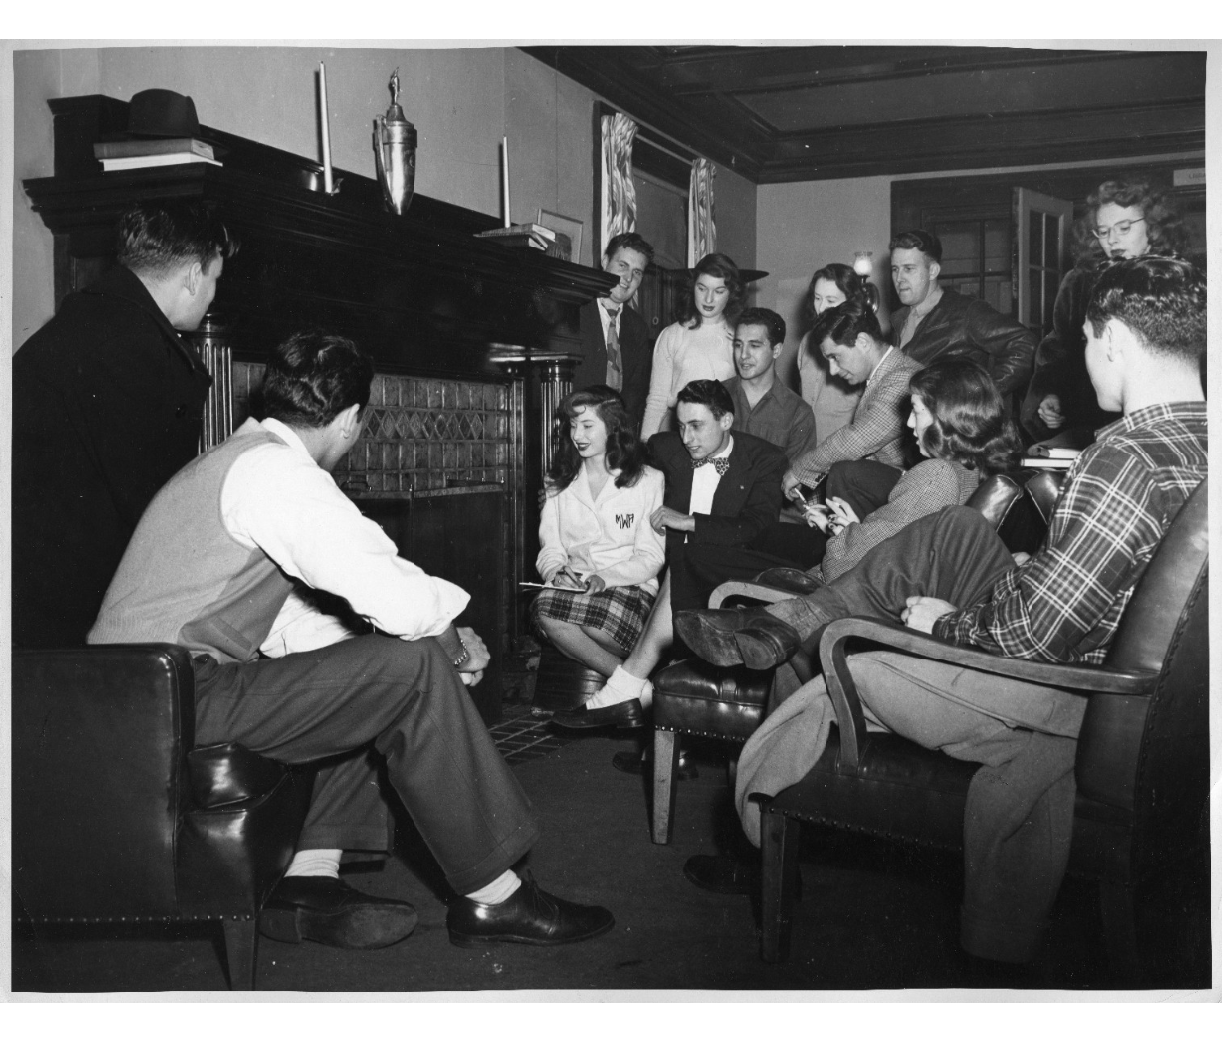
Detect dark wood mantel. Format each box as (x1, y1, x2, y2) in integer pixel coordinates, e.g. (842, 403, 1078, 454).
(24, 94, 615, 376)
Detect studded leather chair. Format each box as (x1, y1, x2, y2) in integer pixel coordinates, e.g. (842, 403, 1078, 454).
(12, 644, 312, 990)
(755, 479, 1208, 979)
(648, 473, 1028, 844)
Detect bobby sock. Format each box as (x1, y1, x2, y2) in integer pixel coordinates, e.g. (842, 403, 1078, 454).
(284, 848, 342, 879)
(587, 665, 646, 709)
(465, 869, 522, 906)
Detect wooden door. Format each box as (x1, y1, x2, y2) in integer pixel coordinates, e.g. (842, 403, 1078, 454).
(1014, 187, 1073, 338)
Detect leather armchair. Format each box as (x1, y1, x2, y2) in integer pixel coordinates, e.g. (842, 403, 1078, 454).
(12, 644, 313, 989)
(648, 473, 1028, 844)
(755, 480, 1208, 979)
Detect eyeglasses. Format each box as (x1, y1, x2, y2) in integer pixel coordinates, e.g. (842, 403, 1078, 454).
(1094, 217, 1146, 240)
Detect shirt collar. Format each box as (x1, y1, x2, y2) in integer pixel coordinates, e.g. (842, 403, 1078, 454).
(866, 345, 895, 385)
(713, 434, 734, 460)
(260, 417, 316, 462)
(1095, 400, 1207, 441)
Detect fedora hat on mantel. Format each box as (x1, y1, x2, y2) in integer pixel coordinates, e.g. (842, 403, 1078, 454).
(127, 88, 202, 137)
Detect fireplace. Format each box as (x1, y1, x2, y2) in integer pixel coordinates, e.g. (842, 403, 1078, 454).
(25, 94, 614, 722)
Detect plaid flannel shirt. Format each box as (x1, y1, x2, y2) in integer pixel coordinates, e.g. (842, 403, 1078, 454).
(789, 347, 921, 486)
(934, 401, 1208, 663)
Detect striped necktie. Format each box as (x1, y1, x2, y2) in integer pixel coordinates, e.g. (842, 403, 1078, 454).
(603, 305, 623, 391)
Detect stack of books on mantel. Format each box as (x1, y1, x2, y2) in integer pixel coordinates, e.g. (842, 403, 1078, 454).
(475, 223, 570, 261)
(94, 137, 222, 171)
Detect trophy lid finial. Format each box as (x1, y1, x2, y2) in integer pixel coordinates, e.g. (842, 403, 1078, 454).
(385, 68, 407, 124)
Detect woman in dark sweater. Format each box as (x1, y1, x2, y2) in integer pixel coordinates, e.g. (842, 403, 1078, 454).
(1019, 178, 1187, 444)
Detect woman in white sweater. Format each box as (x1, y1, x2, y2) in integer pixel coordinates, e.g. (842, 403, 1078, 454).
(533, 386, 666, 677)
(639, 252, 745, 437)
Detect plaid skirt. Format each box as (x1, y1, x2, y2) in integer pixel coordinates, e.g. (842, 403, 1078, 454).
(531, 584, 656, 653)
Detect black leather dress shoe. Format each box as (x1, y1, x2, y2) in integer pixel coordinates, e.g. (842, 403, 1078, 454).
(447, 871, 614, 947)
(259, 876, 417, 949)
(673, 608, 802, 670)
(611, 747, 698, 780)
(551, 697, 643, 730)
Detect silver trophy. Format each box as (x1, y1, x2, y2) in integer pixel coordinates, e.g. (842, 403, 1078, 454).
(374, 70, 417, 215)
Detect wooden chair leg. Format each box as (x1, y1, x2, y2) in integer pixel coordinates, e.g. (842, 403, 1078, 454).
(651, 729, 681, 844)
(221, 917, 259, 990)
(759, 801, 800, 964)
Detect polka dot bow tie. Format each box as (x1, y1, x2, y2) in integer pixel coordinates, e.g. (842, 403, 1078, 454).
(692, 456, 731, 476)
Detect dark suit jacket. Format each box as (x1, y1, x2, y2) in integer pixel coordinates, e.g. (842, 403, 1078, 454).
(572, 299, 653, 431)
(12, 264, 212, 647)
(648, 430, 786, 556)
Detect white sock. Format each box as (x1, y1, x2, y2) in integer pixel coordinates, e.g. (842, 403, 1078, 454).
(465, 869, 522, 905)
(587, 665, 646, 709)
(284, 848, 342, 878)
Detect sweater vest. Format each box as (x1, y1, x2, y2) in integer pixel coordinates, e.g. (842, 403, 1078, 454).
(87, 424, 296, 662)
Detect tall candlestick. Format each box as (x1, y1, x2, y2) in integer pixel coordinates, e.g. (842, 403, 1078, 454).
(319, 61, 334, 194)
(501, 135, 511, 228)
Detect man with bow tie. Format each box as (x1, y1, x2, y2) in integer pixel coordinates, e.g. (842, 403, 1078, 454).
(553, 379, 787, 729)
(571, 232, 655, 432)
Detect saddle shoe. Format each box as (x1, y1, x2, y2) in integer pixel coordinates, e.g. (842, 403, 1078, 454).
(259, 875, 417, 949)
(673, 607, 802, 670)
(447, 871, 614, 947)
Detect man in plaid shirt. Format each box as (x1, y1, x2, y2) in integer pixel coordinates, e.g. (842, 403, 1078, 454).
(675, 255, 1207, 964)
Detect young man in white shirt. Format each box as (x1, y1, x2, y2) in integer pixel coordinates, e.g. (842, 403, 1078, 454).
(90, 331, 614, 952)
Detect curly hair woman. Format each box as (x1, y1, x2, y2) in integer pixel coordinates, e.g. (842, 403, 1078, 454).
(1020, 178, 1187, 443)
(806, 358, 1021, 584)
(532, 386, 666, 676)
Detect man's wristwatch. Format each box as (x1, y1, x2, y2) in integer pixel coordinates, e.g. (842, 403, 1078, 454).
(451, 640, 470, 668)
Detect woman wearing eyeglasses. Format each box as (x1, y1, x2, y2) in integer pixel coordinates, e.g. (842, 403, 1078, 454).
(1019, 178, 1187, 444)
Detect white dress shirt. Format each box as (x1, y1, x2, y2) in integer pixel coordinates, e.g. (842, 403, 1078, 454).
(220, 417, 470, 656)
(688, 435, 734, 520)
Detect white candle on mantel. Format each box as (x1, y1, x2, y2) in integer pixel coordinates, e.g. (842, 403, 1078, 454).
(319, 61, 334, 194)
(501, 135, 511, 228)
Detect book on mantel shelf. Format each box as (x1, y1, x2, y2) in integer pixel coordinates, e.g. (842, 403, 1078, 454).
(100, 153, 222, 171)
(95, 137, 222, 172)
(94, 137, 216, 160)
(475, 223, 570, 260)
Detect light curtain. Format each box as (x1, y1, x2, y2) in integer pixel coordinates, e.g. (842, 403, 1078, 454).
(600, 113, 639, 259)
(686, 158, 717, 267)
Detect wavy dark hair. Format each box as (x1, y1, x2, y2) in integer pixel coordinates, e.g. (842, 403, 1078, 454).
(674, 252, 747, 329)
(546, 386, 650, 492)
(810, 296, 884, 349)
(804, 262, 869, 323)
(1086, 255, 1206, 367)
(1072, 178, 1188, 262)
(908, 359, 1022, 476)
(257, 330, 373, 428)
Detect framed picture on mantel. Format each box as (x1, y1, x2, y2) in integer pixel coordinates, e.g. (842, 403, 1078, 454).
(537, 208, 583, 264)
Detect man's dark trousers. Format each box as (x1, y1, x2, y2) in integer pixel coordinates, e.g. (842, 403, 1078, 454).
(768, 504, 1015, 647)
(824, 459, 904, 519)
(192, 634, 540, 894)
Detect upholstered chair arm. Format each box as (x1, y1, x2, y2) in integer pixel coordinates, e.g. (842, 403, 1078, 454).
(818, 617, 1159, 773)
